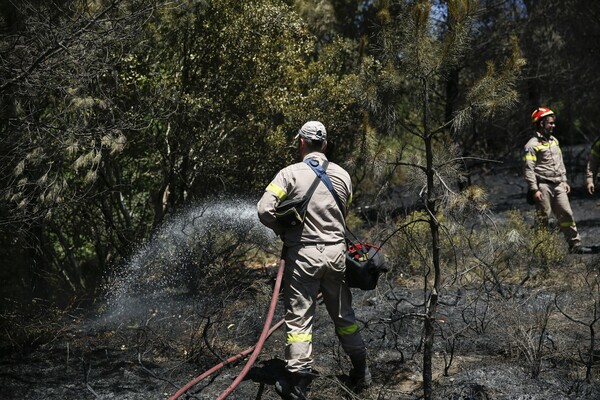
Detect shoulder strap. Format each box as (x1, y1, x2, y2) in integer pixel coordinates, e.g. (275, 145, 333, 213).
(304, 159, 344, 212)
(305, 159, 364, 246)
(304, 161, 325, 201)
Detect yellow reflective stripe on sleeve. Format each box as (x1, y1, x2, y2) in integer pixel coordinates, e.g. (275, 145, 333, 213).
(266, 182, 287, 201)
(559, 221, 576, 228)
(347, 193, 353, 206)
(523, 154, 536, 161)
(336, 322, 359, 336)
(533, 142, 560, 152)
(286, 333, 312, 343)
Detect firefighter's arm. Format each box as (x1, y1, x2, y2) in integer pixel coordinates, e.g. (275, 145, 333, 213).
(587, 143, 600, 183)
(586, 159, 595, 185)
(522, 146, 538, 192)
(560, 155, 570, 194)
(587, 146, 600, 194)
(257, 177, 287, 236)
(342, 173, 353, 218)
(556, 139, 568, 184)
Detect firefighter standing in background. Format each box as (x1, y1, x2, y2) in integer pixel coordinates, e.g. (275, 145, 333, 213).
(523, 107, 591, 254)
(257, 121, 371, 400)
(586, 136, 600, 195)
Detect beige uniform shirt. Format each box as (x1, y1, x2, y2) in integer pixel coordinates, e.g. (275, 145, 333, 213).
(257, 152, 352, 247)
(586, 137, 600, 185)
(523, 132, 567, 192)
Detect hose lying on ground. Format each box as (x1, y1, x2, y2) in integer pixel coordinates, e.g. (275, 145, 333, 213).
(169, 259, 285, 400)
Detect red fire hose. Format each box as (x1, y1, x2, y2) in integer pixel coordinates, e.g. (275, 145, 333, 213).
(169, 258, 285, 400)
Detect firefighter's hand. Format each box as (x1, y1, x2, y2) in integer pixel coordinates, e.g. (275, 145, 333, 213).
(534, 190, 543, 202)
(588, 182, 595, 195)
(563, 182, 571, 194)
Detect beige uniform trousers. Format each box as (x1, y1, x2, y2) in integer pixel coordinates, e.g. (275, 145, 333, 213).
(536, 182, 581, 247)
(283, 242, 366, 373)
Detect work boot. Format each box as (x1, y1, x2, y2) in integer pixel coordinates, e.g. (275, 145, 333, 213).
(349, 355, 372, 389)
(275, 369, 314, 400)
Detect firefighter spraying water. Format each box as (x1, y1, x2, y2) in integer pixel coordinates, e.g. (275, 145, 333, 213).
(257, 121, 371, 400)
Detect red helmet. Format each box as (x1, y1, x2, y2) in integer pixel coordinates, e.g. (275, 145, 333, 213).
(531, 107, 554, 124)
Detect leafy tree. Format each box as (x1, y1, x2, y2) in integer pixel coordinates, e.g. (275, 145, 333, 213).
(0, 0, 369, 306)
(0, 0, 297, 300)
(0, 0, 160, 301)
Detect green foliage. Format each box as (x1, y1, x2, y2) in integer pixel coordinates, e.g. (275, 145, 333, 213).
(453, 36, 525, 132)
(275, 36, 365, 171)
(385, 210, 432, 275)
(133, 0, 316, 195)
(385, 207, 567, 298)
(505, 209, 567, 268)
(2, 0, 357, 300)
(446, 184, 490, 218)
(460, 209, 567, 293)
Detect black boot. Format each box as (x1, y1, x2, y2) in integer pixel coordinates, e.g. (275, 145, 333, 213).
(275, 369, 314, 400)
(349, 355, 372, 388)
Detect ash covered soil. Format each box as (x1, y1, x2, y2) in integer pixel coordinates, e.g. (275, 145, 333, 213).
(2, 147, 600, 400)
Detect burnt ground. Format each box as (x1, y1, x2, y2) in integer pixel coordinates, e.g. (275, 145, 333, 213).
(2, 147, 600, 400)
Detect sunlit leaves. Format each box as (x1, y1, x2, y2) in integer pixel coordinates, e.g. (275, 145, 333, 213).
(454, 37, 525, 132)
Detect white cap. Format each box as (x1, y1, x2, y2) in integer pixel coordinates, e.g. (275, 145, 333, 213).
(295, 121, 327, 141)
